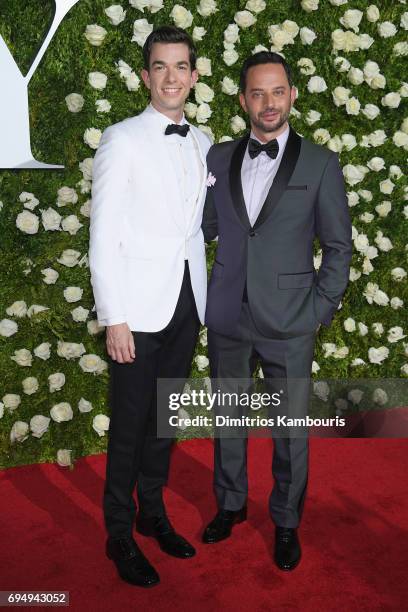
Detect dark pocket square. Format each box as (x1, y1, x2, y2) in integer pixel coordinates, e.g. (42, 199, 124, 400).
(286, 185, 308, 190)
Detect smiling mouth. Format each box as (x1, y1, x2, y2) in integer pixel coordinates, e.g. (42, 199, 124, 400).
(262, 111, 279, 119)
(162, 88, 182, 95)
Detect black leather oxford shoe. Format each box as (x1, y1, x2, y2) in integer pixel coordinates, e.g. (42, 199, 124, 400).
(106, 536, 159, 587)
(202, 507, 247, 544)
(135, 514, 196, 559)
(274, 527, 301, 571)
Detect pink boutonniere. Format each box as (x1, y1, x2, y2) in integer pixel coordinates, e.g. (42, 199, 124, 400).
(206, 171, 216, 187)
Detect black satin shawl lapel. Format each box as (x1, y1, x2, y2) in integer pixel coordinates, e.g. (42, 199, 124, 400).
(229, 134, 251, 231)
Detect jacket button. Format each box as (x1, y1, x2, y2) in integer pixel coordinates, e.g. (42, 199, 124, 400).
(249, 230, 257, 237)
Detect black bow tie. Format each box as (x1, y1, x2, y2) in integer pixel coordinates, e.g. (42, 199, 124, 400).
(248, 137, 279, 159)
(165, 123, 190, 137)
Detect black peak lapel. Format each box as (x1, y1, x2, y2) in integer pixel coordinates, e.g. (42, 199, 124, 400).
(229, 134, 251, 231)
(253, 126, 302, 231)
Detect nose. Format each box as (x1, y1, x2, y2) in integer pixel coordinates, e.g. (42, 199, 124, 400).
(165, 67, 177, 83)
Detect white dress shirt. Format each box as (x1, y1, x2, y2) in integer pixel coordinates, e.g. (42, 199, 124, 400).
(146, 104, 203, 242)
(241, 124, 290, 226)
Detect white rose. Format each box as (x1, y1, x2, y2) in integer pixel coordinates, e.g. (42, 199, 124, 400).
(224, 23, 239, 44)
(3, 394, 21, 411)
(63, 286, 83, 303)
(393, 42, 408, 56)
(57, 249, 81, 268)
(195, 355, 209, 371)
(389, 165, 403, 179)
(223, 48, 239, 66)
(11, 349, 33, 367)
(234, 10, 256, 28)
(192, 26, 206, 41)
(196, 103, 212, 124)
(22, 376, 39, 395)
(30, 415, 50, 438)
(305, 110, 321, 125)
(57, 341, 86, 360)
(366, 5, 380, 22)
(149, 0, 164, 12)
(345, 96, 360, 115)
(311, 361, 320, 374)
(62, 215, 83, 235)
(349, 267, 361, 281)
(299, 27, 316, 45)
(41, 268, 59, 284)
(84, 24, 107, 46)
(378, 21, 397, 38)
(184, 102, 197, 119)
(362, 104, 380, 120)
(340, 9, 363, 32)
(41, 207, 62, 231)
(342, 164, 368, 185)
(196, 57, 212, 77)
(297, 58, 315, 75)
(231, 115, 246, 134)
(79, 353, 107, 374)
(221, 76, 238, 96)
(194, 82, 214, 104)
(401, 11, 408, 29)
(34, 342, 51, 360)
(16, 210, 39, 235)
(333, 56, 350, 72)
(333, 346, 349, 359)
(270, 29, 294, 50)
(87, 320, 105, 335)
(368, 347, 389, 364)
(105, 5, 126, 25)
(367, 74, 386, 90)
(197, 0, 218, 17)
(50, 402, 73, 422)
(307, 76, 327, 93)
(79, 158, 93, 181)
(367, 157, 385, 171)
(391, 267, 406, 282)
(344, 317, 356, 332)
(57, 186, 78, 206)
(359, 33, 374, 50)
(387, 326, 406, 343)
(170, 5, 193, 29)
(93, 414, 110, 436)
(381, 92, 401, 108)
(358, 322, 368, 336)
(393, 130, 408, 147)
(95, 100, 112, 113)
(348, 389, 364, 405)
(313, 381, 330, 402)
(301, 0, 319, 12)
(48, 372, 66, 393)
(0, 319, 18, 338)
(369, 129, 387, 147)
(6, 301, 28, 318)
(84, 128, 102, 149)
(88, 71, 107, 90)
(57, 449, 72, 467)
(332, 86, 350, 106)
(19, 191, 39, 210)
(372, 322, 384, 336)
(348, 67, 364, 85)
(78, 398, 93, 413)
(362, 257, 373, 275)
(26, 304, 48, 319)
(125, 72, 140, 91)
(360, 212, 373, 224)
(341, 134, 357, 151)
(313, 128, 330, 144)
(391, 297, 404, 310)
(246, 0, 265, 13)
(10, 421, 29, 443)
(71, 306, 89, 322)
(375, 231, 393, 252)
(65, 93, 84, 113)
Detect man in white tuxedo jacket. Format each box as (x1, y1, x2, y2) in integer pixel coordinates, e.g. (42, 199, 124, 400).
(89, 26, 211, 588)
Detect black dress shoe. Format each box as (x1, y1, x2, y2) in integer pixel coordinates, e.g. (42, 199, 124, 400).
(135, 514, 196, 559)
(202, 506, 247, 544)
(106, 536, 160, 587)
(274, 527, 301, 571)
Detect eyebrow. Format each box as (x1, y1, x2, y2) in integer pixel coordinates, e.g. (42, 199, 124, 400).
(151, 60, 189, 67)
(249, 86, 286, 92)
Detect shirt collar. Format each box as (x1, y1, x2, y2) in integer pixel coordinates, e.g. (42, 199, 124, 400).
(249, 123, 290, 158)
(147, 103, 189, 134)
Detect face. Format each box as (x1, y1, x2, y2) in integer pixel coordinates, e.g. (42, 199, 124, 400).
(239, 63, 297, 138)
(141, 42, 198, 117)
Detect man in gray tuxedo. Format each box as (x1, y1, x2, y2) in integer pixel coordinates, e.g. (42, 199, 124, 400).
(201, 51, 352, 570)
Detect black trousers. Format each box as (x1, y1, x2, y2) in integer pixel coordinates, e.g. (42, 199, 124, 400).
(103, 262, 200, 538)
(208, 303, 316, 528)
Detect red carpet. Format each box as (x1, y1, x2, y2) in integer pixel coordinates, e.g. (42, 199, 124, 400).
(1, 438, 408, 611)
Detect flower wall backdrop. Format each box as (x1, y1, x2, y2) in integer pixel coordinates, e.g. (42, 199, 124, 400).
(0, 0, 407, 468)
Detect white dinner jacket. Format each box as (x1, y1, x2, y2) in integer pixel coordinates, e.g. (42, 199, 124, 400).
(89, 106, 212, 332)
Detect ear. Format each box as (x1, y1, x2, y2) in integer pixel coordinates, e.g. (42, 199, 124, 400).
(239, 92, 247, 113)
(141, 68, 151, 90)
(191, 69, 199, 88)
(291, 85, 297, 105)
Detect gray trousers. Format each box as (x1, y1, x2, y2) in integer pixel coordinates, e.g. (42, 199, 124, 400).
(208, 303, 316, 528)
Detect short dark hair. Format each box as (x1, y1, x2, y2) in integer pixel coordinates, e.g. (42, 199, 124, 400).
(142, 25, 197, 71)
(239, 51, 294, 92)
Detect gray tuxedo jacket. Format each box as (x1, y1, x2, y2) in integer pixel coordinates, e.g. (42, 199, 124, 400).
(202, 125, 353, 339)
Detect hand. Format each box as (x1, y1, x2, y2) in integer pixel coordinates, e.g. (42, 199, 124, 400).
(106, 322, 135, 363)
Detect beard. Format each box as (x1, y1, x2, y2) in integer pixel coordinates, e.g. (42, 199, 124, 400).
(250, 105, 291, 134)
